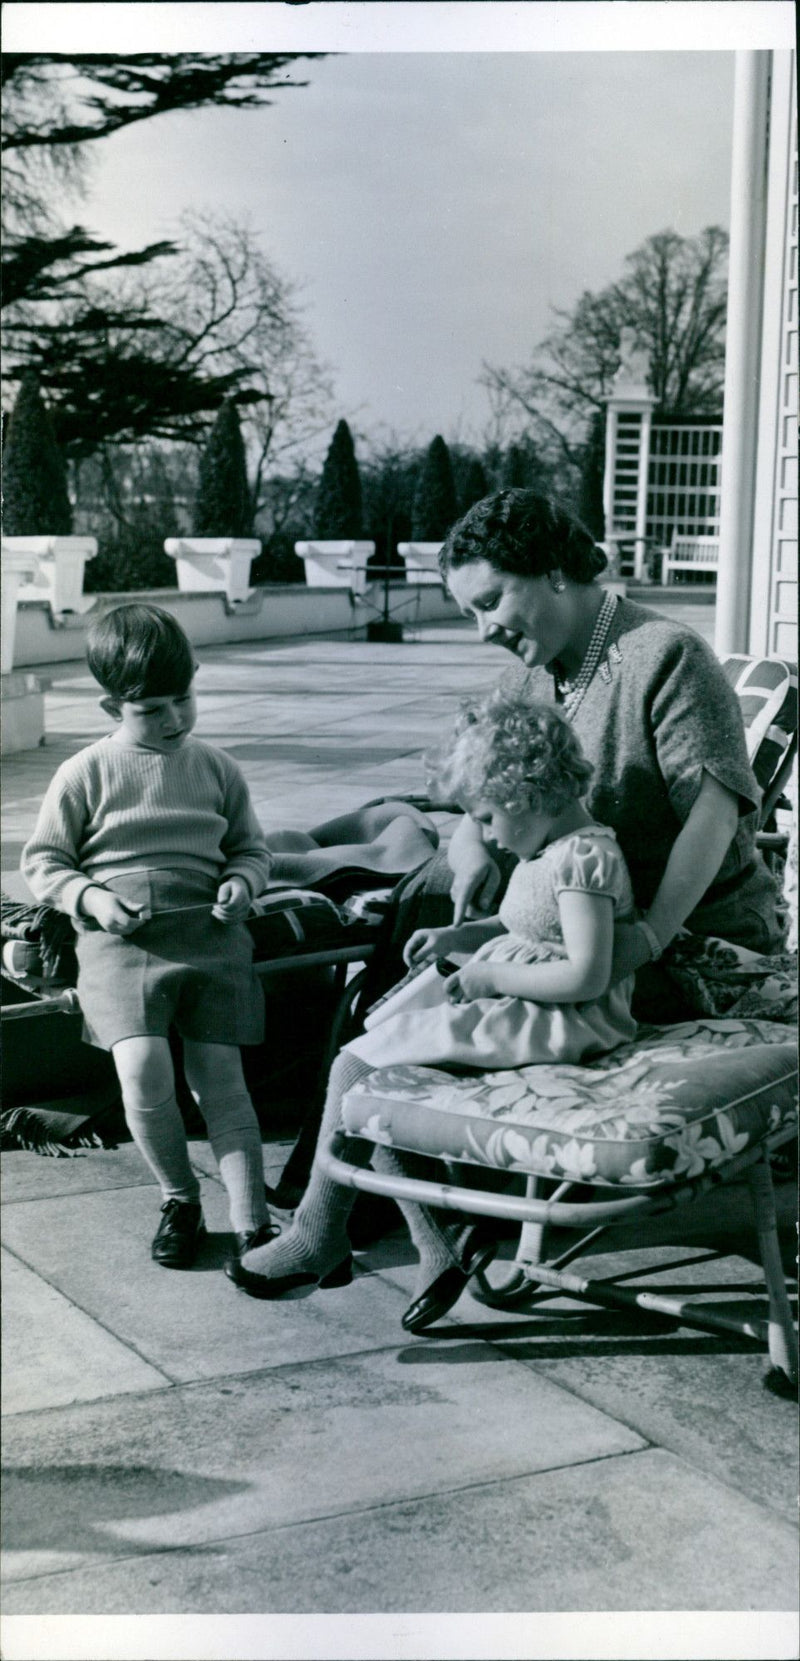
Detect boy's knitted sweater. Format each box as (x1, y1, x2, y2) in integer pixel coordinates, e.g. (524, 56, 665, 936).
(22, 735, 272, 918)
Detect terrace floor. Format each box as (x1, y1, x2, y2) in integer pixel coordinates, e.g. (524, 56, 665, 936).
(1, 598, 797, 1661)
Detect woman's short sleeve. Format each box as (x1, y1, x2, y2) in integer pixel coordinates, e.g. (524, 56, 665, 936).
(550, 835, 627, 902)
(648, 630, 760, 822)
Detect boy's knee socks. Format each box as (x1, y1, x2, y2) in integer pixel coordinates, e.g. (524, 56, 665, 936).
(197, 1088, 268, 1236)
(123, 1092, 201, 1206)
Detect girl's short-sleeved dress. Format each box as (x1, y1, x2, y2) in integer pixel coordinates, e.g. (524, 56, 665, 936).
(348, 826, 637, 1069)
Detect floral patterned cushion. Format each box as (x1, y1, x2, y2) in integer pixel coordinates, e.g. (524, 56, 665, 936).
(342, 1019, 797, 1189)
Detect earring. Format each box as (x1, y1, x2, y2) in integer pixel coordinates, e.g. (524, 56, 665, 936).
(551, 574, 566, 593)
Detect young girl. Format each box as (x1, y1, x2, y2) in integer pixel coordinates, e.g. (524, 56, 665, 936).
(350, 689, 638, 1069)
(229, 691, 636, 1328)
(22, 604, 276, 1273)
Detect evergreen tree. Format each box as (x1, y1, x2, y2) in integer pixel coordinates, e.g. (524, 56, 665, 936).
(412, 434, 458, 541)
(194, 398, 251, 536)
(2, 370, 72, 534)
(458, 456, 489, 514)
(314, 419, 362, 538)
(576, 409, 606, 540)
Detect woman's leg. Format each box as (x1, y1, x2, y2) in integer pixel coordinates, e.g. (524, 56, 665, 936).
(182, 1040, 268, 1237)
(241, 1050, 464, 1297)
(112, 1035, 200, 1204)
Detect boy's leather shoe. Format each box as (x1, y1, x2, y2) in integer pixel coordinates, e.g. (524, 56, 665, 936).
(232, 1220, 280, 1257)
(151, 1200, 205, 1268)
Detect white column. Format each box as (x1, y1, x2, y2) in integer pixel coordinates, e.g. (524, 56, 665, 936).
(715, 51, 771, 656)
(602, 406, 618, 545)
(635, 406, 653, 579)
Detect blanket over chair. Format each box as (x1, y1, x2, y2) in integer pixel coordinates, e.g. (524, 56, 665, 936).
(265, 800, 439, 894)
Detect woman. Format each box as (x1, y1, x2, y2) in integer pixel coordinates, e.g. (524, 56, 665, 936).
(367, 488, 780, 1021)
(230, 488, 781, 1319)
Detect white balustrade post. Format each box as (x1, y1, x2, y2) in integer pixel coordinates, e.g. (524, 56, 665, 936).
(396, 543, 443, 585)
(163, 538, 261, 605)
(2, 535, 97, 618)
(294, 541, 375, 597)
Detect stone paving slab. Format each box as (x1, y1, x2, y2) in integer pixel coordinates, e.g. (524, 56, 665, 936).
(1, 1144, 155, 1206)
(3, 1443, 794, 1615)
(1, 1250, 169, 1417)
(0, 1180, 423, 1383)
(1, 1344, 644, 1588)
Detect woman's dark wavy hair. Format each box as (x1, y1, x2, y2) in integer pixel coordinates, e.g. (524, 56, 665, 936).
(439, 488, 607, 585)
(87, 604, 195, 701)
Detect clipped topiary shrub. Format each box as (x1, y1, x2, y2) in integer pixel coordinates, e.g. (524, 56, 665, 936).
(315, 419, 363, 538)
(412, 434, 458, 541)
(2, 372, 73, 535)
(194, 399, 252, 536)
(458, 456, 489, 514)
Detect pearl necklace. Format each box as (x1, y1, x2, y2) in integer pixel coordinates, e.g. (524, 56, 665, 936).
(555, 589, 618, 721)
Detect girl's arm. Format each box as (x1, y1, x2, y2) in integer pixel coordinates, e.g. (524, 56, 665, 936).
(447, 891, 615, 1004)
(404, 915, 507, 967)
(610, 771, 740, 981)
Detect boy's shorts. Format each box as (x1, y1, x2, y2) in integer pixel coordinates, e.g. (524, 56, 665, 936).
(75, 869, 265, 1051)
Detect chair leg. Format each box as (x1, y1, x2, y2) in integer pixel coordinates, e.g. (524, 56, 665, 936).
(745, 1154, 798, 1391)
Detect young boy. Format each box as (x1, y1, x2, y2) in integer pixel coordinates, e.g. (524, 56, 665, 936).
(22, 603, 276, 1272)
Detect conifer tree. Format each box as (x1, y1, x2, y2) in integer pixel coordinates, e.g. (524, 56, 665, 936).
(194, 398, 251, 535)
(576, 409, 606, 540)
(459, 456, 489, 514)
(314, 419, 362, 538)
(2, 370, 72, 534)
(411, 434, 457, 541)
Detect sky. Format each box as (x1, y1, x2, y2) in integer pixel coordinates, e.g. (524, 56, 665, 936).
(6, 0, 793, 469)
(71, 50, 735, 454)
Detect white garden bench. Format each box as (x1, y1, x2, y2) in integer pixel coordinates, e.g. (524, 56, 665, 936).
(660, 535, 719, 585)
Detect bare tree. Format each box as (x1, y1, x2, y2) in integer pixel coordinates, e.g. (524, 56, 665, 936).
(483, 226, 729, 478)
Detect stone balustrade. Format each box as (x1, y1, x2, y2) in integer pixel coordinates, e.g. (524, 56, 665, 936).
(164, 538, 261, 606)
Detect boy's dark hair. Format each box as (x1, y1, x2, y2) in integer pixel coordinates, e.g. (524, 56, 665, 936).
(86, 604, 195, 701)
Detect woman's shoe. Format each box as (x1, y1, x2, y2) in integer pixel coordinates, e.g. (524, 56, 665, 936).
(401, 1225, 498, 1334)
(224, 1253, 353, 1298)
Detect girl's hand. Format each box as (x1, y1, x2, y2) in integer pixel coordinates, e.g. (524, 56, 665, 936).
(213, 877, 252, 924)
(404, 925, 464, 968)
(444, 961, 500, 1003)
(450, 849, 502, 924)
(81, 888, 149, 935)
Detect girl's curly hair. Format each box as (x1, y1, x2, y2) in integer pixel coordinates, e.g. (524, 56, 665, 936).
(430, 691, 593, 816)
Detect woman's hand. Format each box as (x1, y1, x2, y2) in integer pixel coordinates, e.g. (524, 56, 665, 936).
(444, 960, 500, 1003)
(451, 848, 502, 924)
(609, 921, 654, 985)
(404, 925, 464, 968)
(80, 888, 149, 935)
(447, 814, 503, 923)
(213, 876, 252, 924)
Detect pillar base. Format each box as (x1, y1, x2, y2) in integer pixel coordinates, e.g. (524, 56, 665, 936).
(1, 671, 45, 753)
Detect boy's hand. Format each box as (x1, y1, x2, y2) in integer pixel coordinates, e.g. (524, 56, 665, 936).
(213, 876, 252, 924)
(444, 960, 499, 1003)
(404, 925, 464, 968)
(81, 888, 149, 935)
